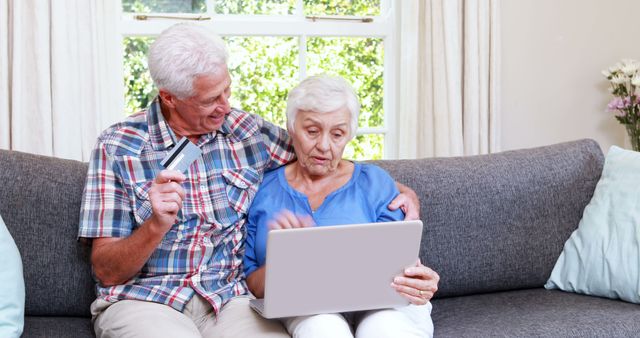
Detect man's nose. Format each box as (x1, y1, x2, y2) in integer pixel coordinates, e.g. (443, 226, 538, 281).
(215, 95, 231, 113)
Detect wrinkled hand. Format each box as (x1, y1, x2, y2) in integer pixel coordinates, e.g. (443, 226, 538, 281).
(389, 183, 420, 220)
(391, 260, 439, 305)
(268, 210, 315, 230)
(148, 170, 186, 234)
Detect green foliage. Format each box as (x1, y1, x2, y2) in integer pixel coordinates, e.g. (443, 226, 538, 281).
(122, 0, 205, 13)
(212, 0, 381, 16)
(303, 0, 380, 16)
(344, 134, 384, 160)
(122, 0, 381, 16)
(224, 37, 298, 128)
(123, 37, 157, 115)
(307, 37, 384, 128)
(215, 0, 295, 15)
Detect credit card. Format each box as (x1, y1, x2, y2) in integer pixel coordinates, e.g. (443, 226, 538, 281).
(160, 137, 202, 173)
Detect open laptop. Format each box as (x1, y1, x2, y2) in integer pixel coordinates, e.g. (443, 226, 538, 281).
(249, 220, 423, 319)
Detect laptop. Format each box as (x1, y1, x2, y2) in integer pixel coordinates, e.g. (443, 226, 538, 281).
(249, 220, 424, 319)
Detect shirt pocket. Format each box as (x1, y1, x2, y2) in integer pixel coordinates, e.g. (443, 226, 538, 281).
(133, 180, 189, 246)
(133, 181, 153, 225)
(222, 167, 261, 216)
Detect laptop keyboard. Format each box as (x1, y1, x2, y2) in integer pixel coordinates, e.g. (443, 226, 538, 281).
(250, 298, 265, 315)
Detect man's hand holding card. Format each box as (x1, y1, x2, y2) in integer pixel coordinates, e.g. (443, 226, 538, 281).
(148, 137, 202, 233)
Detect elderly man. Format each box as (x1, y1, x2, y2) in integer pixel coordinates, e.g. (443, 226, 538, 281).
(78, 23, 419, 338)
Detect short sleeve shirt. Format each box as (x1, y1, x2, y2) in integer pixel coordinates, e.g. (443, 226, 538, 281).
(78, 98, 294, 314)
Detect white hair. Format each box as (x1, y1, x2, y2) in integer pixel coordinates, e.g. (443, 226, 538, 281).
(148, 23, 228, 99)
(286, 75, 360, 138)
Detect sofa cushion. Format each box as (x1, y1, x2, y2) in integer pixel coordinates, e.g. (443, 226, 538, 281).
(0, 150, 94, 317)
(545, 146, 640, 303)
(432, 288, 640, 337)
(22, 317, 93, 338)
(373, 139, 604, 298)
(0, 214, 25, 338)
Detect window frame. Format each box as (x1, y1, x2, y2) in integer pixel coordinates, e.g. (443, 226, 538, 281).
(117, 0, 397, 159)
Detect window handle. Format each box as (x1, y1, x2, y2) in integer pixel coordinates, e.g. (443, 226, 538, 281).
(306, 15, 373, 23)
(134, 14, 211, 21)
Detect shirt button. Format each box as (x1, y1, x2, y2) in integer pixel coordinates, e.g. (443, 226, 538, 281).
(200, 184, 206, 190)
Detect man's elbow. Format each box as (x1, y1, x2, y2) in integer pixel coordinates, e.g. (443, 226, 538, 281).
(90, 237, 129, 287)
(92, 265, 126, 287)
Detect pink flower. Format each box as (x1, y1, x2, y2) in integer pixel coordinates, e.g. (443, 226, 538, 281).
(608, 96, 640, 117)
(607, 97, 625, 111)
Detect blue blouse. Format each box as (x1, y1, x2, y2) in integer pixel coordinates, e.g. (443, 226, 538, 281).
(243, 162, 404, 276)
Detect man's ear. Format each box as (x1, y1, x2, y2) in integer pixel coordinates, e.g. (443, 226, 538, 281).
(159, 90, 177, 109)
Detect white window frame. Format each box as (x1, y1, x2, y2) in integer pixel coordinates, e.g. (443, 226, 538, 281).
(118, 0, 397, 159)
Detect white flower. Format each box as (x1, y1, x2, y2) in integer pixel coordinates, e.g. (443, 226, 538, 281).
(609, 63, 623, 73)
(621, 61, 640, 77)
(632, 75, 640, 87)
(602, 70, 611, 77)
(611, 74, 627, 84)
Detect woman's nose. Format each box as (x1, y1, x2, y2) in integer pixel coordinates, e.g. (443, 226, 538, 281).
(316, 134, 330, 151)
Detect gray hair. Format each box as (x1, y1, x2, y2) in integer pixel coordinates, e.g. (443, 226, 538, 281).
(148, 23, 228, 99)
(286, 75, 360, 138)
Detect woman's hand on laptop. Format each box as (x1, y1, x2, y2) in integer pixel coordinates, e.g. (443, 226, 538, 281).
(390, 259, 439, 305)
(268, 210, 315, 230)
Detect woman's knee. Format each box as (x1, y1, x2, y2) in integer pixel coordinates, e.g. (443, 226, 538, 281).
(355, 307, 433, 338)
(287, 313, 353, 338)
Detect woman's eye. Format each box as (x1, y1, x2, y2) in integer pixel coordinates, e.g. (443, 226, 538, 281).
(307, 129, 319, 135)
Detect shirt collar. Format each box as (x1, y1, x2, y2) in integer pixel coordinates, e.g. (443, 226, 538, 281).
(219, 109, 259, 142)
(146, 97, 178, 151)
(218, 115, 233, 136)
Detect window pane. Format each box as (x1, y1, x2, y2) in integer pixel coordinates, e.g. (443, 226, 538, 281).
(303, 0, 380, 16)
(122, 0, 206, 13)
(215, 0, 296, 15)
(306, 37, 384, 129)
(344, 134, 384, 160)
(224, 36, 298, 127)
(123, 37, 157, 115)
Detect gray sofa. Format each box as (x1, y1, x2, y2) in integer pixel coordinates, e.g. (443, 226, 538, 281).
(2, 139, 640, 337)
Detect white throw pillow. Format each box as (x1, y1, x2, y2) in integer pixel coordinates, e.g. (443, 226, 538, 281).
(545, 146, 640, 303)
(0, 214, 25, 338)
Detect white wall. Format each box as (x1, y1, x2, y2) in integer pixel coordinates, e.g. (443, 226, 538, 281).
(500, 0, 640, 153)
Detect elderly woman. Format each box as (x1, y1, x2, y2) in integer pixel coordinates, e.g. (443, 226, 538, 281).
(243, 75, 438, 338)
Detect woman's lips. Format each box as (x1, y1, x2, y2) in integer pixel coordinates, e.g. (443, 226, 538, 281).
(311, 156, 329, 164)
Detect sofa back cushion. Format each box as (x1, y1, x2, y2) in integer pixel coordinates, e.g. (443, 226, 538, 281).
(0, 150, 93, 317)
(372, 139, 604, 298)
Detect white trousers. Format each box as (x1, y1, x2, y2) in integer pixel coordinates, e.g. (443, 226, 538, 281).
(283, 303, 433, 338)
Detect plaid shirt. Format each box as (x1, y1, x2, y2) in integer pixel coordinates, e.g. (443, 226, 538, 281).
(78, 98, 294, 314)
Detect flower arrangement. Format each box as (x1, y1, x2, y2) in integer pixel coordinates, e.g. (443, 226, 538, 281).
(603, 59, 640, 151)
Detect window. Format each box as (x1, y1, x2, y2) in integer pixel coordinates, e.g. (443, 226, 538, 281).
(121, 0, 395, 160)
